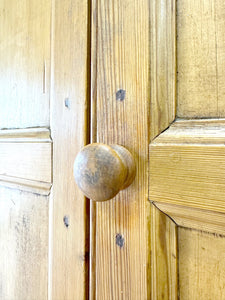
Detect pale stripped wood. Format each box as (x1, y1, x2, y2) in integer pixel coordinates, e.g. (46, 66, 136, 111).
(0, 175, 52, 196)
(0, 142, 51, 183)
(0, 0, 51, 128)
(155, 202, 225, 236)
(50, 0, 89, 299)
(0, 186, 48, 300)
(150, 0, 176, 140)
(0, 127, 51, 142)
(149, 119, 225, 214)
(179, 227, 225, 300)
(91, 0, 151, 298)
(177, 0, 225, 118)
(151, 204, 178, 300)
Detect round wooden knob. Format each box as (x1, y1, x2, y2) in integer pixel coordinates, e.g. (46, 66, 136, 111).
(73, 143, 136, 201)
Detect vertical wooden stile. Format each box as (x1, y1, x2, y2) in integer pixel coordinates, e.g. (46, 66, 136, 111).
(149, 0, 178, 298)
(90, 0, 151, 298)
(50, 0, 90, 299)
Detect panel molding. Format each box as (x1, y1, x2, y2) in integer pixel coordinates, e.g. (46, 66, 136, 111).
(150, 119, 225, 214)
(0, 127, 51, 142)
(0, 175, 52, 196)
(0, 142, 51, 183)
(0, 127, 52, 194)
(155, 202, 225, 236)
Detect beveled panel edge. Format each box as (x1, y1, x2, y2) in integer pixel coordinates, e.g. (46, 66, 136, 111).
(0, 174, 52, 196)
(0, 127, 51, 142)
(154, 201, 225, 236)
(151, 118, 225, 145)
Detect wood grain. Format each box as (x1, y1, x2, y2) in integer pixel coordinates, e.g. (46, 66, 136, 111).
(91, 0, 151, 298)
(0, 0, 51, 128)
(0, 186, 48, 300)
(179, 227, 225, 300)
(150, 119, 225, 214)
(0, 142, 51, 183)
(0, 175, 52, 196)
(177, 0, 225, 118)
(155, 202, 225, 236)
(150, 0, 176, 140)
(152, 118, 225, 144)
(151, 204, 178, 300)
(74, 143, 136, 202)
(0, 128, 51, 142)
(50, 0, 90, 299)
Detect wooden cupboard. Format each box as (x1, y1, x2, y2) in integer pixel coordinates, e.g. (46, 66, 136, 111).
(1, 0, 225, 299)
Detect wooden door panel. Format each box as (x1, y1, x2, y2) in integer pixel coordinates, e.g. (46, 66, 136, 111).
(177, 0, 225, 117)
(149, 0, 225, 299)
(0, 0, 51, 129)
(150, 119, 225, 213)
(0, 187, 49, 300)
(0, 130, 51, 183)
(0, 130, 52, 299)
(0, 0, 89, 299)
(179, 228, 225, 300)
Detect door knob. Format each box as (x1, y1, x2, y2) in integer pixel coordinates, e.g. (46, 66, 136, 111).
(73, 143, 136, 201)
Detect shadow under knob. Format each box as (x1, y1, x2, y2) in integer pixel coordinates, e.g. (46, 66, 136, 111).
(73, 143, 136, 201)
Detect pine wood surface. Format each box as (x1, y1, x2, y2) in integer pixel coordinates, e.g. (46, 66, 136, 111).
(151, 205, 178, 300)
(150, 0, 176, 140)
(0, 128, 50, 142)
(50, 0, 90, 299)
(155, 202, 225, 237)
(0, 186, 49, 300)
(177, 0, 225, 118)
(0, 142, 51, 183)
(0, 0, 51, 129)
(179, 227, 225, 300)
(91, 0, 151, 298)
(150, 119, 225, 214)
(148, 1, 177, 299)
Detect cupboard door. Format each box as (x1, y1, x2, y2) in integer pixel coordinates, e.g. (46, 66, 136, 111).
(0, 0, 89, 299)
(150, 0, 225, 299)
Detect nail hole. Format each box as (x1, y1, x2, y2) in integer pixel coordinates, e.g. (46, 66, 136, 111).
(63, 215, 69, 228)
(116, 89, 126, 101)
(65, 98, 71, 108)
(116, 233, 125, 248)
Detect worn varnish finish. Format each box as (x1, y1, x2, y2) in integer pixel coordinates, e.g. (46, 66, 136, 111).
(150, 119, 225, 214)
(149, 1, 177, 298)
(179, 228, 225, 300)
(0, 0, 89, 298)
(0, 187, 48, 300)
(50, 0, 89, 299)
(91, 0, 150, 298)
(0, 0, 51, 128)
(0, 1, 52, 299)
(74, 143, 136, 201)
(155, 202, 225, 236)
(177, 0, 225, 117)
(151, 205, 178, 300)
(0, 142, 51, 183)
(150, 0, 176, 140)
